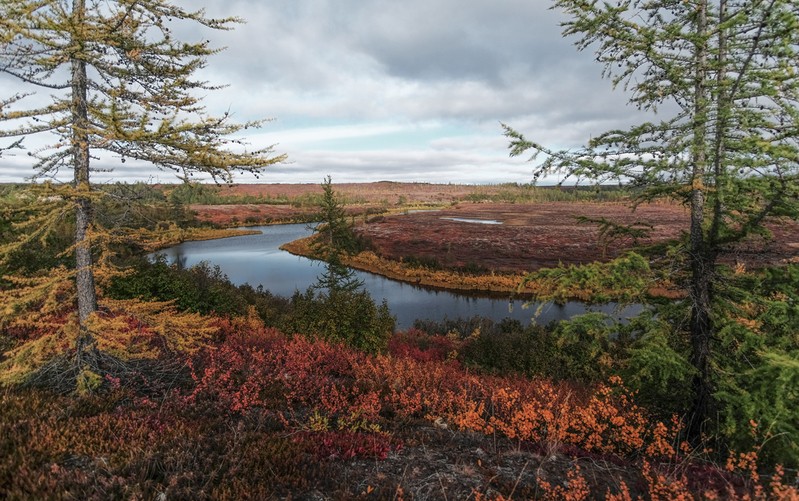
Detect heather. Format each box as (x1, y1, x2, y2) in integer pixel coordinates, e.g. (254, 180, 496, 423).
(0, 314, 795, 499)
(1, 303, 797, 499)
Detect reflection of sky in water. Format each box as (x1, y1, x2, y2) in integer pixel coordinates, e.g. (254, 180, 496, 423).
(153, 224, 641, 330)
(440, 217, 503, 225)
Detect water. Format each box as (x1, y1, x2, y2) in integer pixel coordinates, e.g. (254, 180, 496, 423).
(153, 224, 640, 330)
(440, 217, 503, 225)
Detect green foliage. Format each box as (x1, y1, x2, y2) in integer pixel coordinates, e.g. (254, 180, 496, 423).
(620, 312, 695, 415)
(167, 183, 230, 205)
(505, 0, 799, 438)
(96, 182, 193, 231)
(312, 176, 363, 258)
(707, 265, 799, 466)
(313, 255, 363, 294)
(109, 255, 394, 354)
(107, 256, 289, 320)
(549, 313, 620, 384)
(284, 288, 395, 354)
(457, 318, 561, 377)
(576, 216, 653, 257)
(402, 254, 443, 270)
(524, 252, 652, 304)
(418, 315, 626, 384)
(310, 176, 367, 294)
(463, 183, 631, 203)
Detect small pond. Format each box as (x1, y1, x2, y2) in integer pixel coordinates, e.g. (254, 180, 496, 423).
(440, 217, 503, 225)
(153, 224, 640, 330)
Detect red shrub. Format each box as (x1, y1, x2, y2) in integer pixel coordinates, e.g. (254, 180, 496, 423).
(388, 328, 459, 363)
(295, 430, 400, 461)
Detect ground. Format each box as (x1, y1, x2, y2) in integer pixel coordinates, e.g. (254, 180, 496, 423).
(358, 202, 687, 272)
(188, 183, 799, 274)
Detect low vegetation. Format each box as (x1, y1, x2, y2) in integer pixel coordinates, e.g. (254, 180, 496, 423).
(2, 303, 797, 499)
(2, 181, 798, 498)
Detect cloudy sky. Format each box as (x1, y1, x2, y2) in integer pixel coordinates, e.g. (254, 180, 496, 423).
(1, 0, 653, 185)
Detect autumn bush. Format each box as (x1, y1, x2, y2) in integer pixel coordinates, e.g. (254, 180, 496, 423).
(190, 320, 671, 458)
(388, 327, 459, 363)
(183, 317, 798, 498)
(3, 310, 797, 499)
(3, 228, 798, 497)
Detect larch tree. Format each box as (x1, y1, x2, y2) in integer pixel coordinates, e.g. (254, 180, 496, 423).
(0, 1, 284, 359)
(504, 0, 799, 437)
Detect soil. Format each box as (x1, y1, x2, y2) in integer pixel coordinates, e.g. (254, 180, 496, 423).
(309, 424, 643, 500)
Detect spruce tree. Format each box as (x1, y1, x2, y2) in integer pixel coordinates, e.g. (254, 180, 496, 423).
(312, 176, 362, 292)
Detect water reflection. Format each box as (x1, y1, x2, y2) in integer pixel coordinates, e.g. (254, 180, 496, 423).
(153, 224, 640, 330)
(440, 217, 503, 225)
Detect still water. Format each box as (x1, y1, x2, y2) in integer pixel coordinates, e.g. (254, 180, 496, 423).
(154, 224, 638, 330)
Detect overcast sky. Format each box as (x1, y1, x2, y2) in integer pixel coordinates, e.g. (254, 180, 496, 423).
(1, 0, 654, 185)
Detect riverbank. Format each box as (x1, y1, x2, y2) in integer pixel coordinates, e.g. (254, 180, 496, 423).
(281, 236, 534, 297)
(281, 233, 687, 303)
(134, 227, 262, 252)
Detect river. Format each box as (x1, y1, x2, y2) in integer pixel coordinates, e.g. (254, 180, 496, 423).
(153, 223, 639, 330)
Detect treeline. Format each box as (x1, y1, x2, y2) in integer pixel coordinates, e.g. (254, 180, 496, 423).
(163, 182, 369, 207)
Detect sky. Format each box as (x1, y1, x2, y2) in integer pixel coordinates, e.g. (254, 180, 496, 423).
(0, 0, 654, 185)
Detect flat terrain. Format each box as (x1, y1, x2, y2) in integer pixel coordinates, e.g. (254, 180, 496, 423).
(359, 202, 688, 272)
(215, 181, 494, 204)
(188, 183, 799, 272)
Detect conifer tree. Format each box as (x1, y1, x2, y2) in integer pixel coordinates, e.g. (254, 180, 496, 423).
(504, 0, 799, 437)
(0, 1, 285, 354)
(312, 176, 362, 293)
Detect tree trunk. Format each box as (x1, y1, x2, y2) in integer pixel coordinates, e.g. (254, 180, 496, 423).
(71, 0, 97, 342)
(687, 0, 713, 441)
(688, 251, 714, 439)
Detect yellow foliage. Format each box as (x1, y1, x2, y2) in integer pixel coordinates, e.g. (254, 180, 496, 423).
(0, 296, 217, 385)
(127, 227, 261, 253)
(0, 321, 77, 386)
(92, 298, 217, 359)
(76, 366, 103, 396)
(281, 236, 533, 295)
(0, 267, 75, 323)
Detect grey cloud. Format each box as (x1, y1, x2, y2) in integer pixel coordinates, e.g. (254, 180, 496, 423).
(1, 0, 652, 184)
(349, 0, 570, 84)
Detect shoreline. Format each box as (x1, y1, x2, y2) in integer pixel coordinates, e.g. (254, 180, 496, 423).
(280, 236, 540, 298)
(137, 227, 262, 253)
(281, 235, 683, 302)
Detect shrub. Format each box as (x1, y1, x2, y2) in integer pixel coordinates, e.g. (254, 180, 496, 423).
(106, 256, 291, 323)
(388, 328, 458, 363)
(282, 288, 394, 354)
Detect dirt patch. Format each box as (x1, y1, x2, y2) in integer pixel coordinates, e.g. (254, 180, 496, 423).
(317, 424, 641, 500)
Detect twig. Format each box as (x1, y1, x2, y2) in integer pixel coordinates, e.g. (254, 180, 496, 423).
(508, 459, 529, 500)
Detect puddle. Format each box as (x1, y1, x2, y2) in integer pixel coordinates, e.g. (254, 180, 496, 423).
(441, 217, 503, 225)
